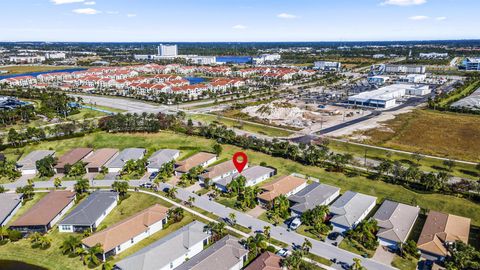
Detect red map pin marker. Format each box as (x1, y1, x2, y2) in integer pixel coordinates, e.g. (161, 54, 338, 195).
(233, 152, 248, 173)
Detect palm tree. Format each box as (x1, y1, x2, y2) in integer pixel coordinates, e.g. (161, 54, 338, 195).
(60, 235, 81, 255)
(84, 244, 103, 267)
(0, 226, 8, 241)
(228, 212, 237, 226)
(263, 225, 271, 239)
(102, 261, 114, 270)
(54, 177, 62, 189)
(350, 258, 365, 270)
(281, 250, 303, 270)
(187, 196, 196, 207)
(166, 186, 178, 199)
(302, 238, 312, 254)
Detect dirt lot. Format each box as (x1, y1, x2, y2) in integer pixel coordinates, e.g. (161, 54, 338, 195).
(356, 109, 480, 162)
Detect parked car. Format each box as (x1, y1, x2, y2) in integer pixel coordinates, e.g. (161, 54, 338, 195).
(328, 232, 340, 241)
(289, 217, 302, 230)
(276, 248, 289, 258)
(149, 172, 159, 180)
(140, 182, 154, 189)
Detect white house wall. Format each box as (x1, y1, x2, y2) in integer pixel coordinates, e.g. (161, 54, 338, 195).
(49, 199, 75, 228)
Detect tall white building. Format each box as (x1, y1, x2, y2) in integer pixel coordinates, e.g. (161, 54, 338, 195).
(158, 44, 178, 57)
(314, 61, 341, 71)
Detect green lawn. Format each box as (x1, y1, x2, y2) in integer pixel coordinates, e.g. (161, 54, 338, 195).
(0, 65, 80, 75)
(3, 131, 480, 227)
(67, 108, 108, 121)
(391, 254, 418, 270)
(81, 104, 126, 113)
(297, 225, 326, 242)
(188, 113, 293, 137)
(338, 238, 375, 258)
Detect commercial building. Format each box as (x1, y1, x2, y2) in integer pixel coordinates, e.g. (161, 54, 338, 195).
(54, 148, 93, 174)
(329, 191, 377, 233)
(82, 204, 169, 261)
(105, 148, 146, 173)
(348, 84, 430, 109)
(158, 44, 178, 57)
(417, 211, 470, 261)
(384, 64, 426, 74)
(83, 148, 118, 173)
(289, 182, 340, 216)
(16, 150, 55, 175)
(314, 61, 341, 71)
(174, 152, 217, 175)
(253, 54, 281, 65)
(244, 252, 283, 270)
(398, 74, 426, 84)
(215, 166, 276, 192)
(176, 235, 248, 270)
(115, 221, 210, 270)
(186, 56, 217, 65)
(419, 52, 448, 59)
(257, 175, 307, 207)
(59, 191, 118, 233)
(10, 191, 76, 234)
(372, 200, 420, 249)
(198, 160, 240, 184)
(0, 193, 23, 226)
(147, 149, 180, 173)
(367, 75, 390, 86)
(463, 57, 480, 71)
(9, 55, 46, 64)
(451, 87, 480, 111)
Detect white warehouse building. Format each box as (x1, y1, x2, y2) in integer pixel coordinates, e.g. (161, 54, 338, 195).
(348, 84, 430, 109)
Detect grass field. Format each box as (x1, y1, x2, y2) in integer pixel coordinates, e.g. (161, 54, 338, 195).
(338, 238, 375, 258)
(357, 109, 480, 162)
(391, 254, 418, 270)
(188, 113, 293, 137)
(67, 108, 108, 121)
(3, 131, 480, 229)
(0, 65, 79, 75)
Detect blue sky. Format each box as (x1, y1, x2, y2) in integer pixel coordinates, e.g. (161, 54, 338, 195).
(1, 0, 479, 42)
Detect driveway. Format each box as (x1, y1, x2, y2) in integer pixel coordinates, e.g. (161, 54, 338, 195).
(247, 205, 266, 218)
(186, 182, 202, 192)
(372, 245, 395, 265)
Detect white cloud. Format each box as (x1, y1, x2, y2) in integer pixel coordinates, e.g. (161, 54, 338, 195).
(127, 13, 137, 17)
(106, 11, 119, 14)
(436, 16, 447, 21)
(381, 0, 426, 6)
(51, 0, 84, 4)
(408, 15, 429, 20)
(84, 1, 95, 5)
(277, 13, 297, 19)
(72, 8, 100, 15)
(232, 24, 247, 30)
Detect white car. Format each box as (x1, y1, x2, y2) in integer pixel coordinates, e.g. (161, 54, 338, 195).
(289, 217, 302, 230)
(276, 248, 289, 258)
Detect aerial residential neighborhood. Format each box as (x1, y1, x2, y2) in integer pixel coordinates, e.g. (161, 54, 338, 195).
(0, 1, 479, 270)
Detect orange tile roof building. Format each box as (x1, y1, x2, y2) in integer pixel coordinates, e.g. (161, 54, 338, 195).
(257, 175, 307, 207)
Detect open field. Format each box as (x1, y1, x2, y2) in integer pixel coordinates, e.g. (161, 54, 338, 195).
(356, 109, 480, 162)
(0, 65, 80, 75)
(3, 131, 480, 228)
(188, 113, 293, 137)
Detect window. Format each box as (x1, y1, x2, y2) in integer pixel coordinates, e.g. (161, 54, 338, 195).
(61, 225, 71, 231)
(170, 262, 173, 269)
(131, 238, 134, 244)
(117, 245, 121, 251)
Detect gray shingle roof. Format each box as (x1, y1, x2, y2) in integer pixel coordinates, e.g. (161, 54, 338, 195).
(59, 191, 118, 226)
(329, 191, 377, 228)
(289, 182, 340, 214)
(16, 150, 55, 171)
(373, 200, 420, 243)
(176, 235, 248, 270)
(215, 166, 275, 187)
(115, 221, 209, 270)
(0, 193, 23, 225)
(146, 149, 180, 170)
(106, 148, 145, 168)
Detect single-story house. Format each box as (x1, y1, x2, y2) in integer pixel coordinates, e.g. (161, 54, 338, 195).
(373, 200, 420, 249)
(244, 252, 283, 270)
(215, 166, 276, 192)
(146, 149, 180, 173)
(176, 235, 248, 270)
(198, 160, 240, 184)
(417, 211, 470, 261)
(55, 148, 93, 174)
(105, 148, 146, 173)
(329, 191, 377, 233)
(83, 148, 119, 173)
(82, 204, 169, 261)
(257, 175, 307, 208)
(10, 190, 76, 234)
(16, 150, 55, 175)
(115, 221, 210, 270)
(0, 193, 23, 226)
(289, 182, 340, 216)
(59, 191, 119, 233)
(174, 152, 217, 175)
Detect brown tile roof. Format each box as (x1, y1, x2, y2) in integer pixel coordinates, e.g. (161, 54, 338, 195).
(55, 148, 93, 169)
(245, 252, 283, 270)
(417, 211, 470, 257)
(175, 152, 216, 173)
(82, 204, 169, 252)
(83, 148, 118, 169)
(11, 191, 76, 227)
(199, 160, 237, 179)
(257, 175, 306, 202)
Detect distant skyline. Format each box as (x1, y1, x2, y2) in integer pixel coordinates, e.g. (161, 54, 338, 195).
(1, 0, 479, 42)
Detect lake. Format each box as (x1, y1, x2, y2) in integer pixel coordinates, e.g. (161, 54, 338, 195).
(0, 260, 47, 270)
(0, 68, 87, 80)
(185, 77, 206, 85)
